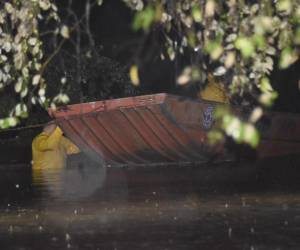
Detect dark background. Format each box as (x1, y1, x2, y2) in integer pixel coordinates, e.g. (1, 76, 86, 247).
(83, 0, 300, 113)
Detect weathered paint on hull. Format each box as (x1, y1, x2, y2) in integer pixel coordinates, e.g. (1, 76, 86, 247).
(50, 93, 300, 166)
(51, 94, 224, 166)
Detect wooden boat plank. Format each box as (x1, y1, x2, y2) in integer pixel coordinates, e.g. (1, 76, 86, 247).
(51, 93, 300, 166)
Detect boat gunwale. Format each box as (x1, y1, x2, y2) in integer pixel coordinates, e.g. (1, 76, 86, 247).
(49, 93, 224, 118)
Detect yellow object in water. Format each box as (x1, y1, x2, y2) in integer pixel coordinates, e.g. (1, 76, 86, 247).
(199, 74, 229, 104)
(32, 127, 80, 171)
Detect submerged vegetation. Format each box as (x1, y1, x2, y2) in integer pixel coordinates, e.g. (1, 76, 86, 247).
(0, 0, 300, 147)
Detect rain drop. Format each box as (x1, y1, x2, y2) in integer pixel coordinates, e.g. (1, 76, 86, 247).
(65, 233, 71, 241)
(228, 227, 232, 238)
(242, 198, 246, 207)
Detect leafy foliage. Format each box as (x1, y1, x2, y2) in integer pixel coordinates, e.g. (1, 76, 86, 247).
(126, 0, 300, 147)
(0, 0, 66, 128)
(1, 0, 300, 149)
(0, 0, 137, 129)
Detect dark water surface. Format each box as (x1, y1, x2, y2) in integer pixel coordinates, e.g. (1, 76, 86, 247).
(0, 160, 300, 250)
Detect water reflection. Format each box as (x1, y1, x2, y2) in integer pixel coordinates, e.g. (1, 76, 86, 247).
(0, 161, 300, 249)
(32, 163, 107, 201)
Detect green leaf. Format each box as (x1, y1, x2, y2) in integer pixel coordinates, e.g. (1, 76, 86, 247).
(243, 124, 260, 148)
(279, 29, 292, 50)
(276, 0, 292, 13)
(132, 5, 155, 31)
(252, 35, 266, 49)
(60, 25, 70, 39)
(211, 45, 224, 60)
(205, 0, 215, 17)
(187, 32, 196, 48)
(235, 37, 255, 58)
(167, 46, 175, 61)
(32, 74, 41, 86)
(0, 117, 19, 129)
(192, 5, 202, 23)
(259, 77, 273, 93)
(224, 52, 236, 68)
(39, 0, 51, 10)
(259, 91, 278, 107)
(208, 130, 224, 145)
(294, 28, 300, 45)
(129, 64, 140, 86)
(97, 0, 103, 6)
(279, 47, 298, 69)
(15, 80, 22, 93)
(224, 117, 242, 142)
(205, 40, 224, 60)
(20, 111, 28, 119)
(213, 106, 229, 119)
(249, 107, 263, 123)
(177, 67, 192, 85)
(1, 119, 10, 129)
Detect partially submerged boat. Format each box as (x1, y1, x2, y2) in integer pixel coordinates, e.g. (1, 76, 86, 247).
(50, 93, 300, 166)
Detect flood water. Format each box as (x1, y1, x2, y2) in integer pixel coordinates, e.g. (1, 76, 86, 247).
(0, 159, 300, 250)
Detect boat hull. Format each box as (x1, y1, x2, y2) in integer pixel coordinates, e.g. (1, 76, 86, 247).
(50, 93, 300, 166)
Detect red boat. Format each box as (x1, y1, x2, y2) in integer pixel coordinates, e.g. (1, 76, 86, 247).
(50, 93, 300, 166)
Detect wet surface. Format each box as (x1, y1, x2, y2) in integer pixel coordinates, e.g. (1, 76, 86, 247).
(0, 160, 300, 249)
